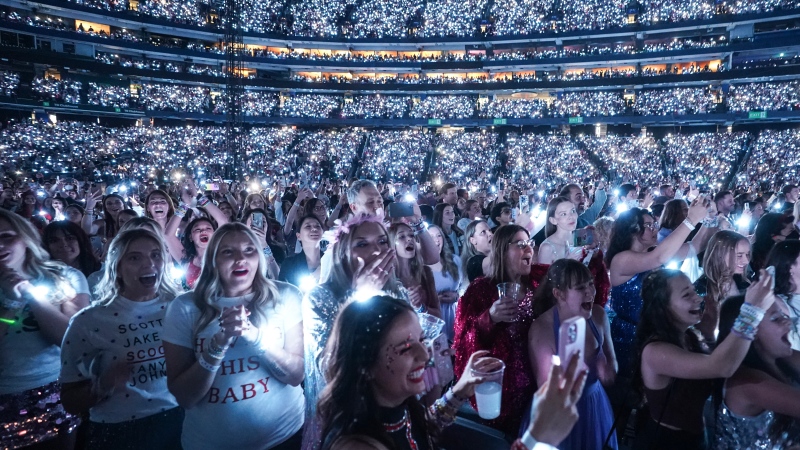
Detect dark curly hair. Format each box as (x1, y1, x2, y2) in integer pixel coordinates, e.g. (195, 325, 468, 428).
(766, 240, 800, 297)
(604, 207, 652, 266)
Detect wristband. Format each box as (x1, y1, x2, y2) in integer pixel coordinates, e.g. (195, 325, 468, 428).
(197, 196, 211, 208)
(263, 246, 273, 259)
(207, 338, 229, 359)
(175, 202, 189, 218)
(408, 219, 428, 236)
(0, 317, 16, 325)
(682, 219, 695, 231)
(197, 355, 221, 372)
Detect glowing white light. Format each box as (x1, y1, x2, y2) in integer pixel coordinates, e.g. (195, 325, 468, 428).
(616, 203, 629, 213)
(119, 185, 128, 192)
(250, 183, 259, 192)
(352, 286, 382, 303)
(299, 275, 317, 293)
(736, 216, 750, 228)
(29, 284, 50, 300)
(665, 261, 679, 270)
(551, 354, 561, 367)
(169, 266, 185, 282)
(613, 189, 620, 196)
(404, 193, 415, 203)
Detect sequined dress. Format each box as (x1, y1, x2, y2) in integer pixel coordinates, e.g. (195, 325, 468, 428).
(453, 265, 549, 435)
(714, 400, 774, 450)
(609, 271, 649, 378)
(302, 284, 347, 450)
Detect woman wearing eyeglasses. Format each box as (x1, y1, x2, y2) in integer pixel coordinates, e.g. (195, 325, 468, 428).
(453, 224, 549, 434)
(607, 199, 710, 383)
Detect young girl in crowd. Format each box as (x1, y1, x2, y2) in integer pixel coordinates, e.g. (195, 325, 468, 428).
(43, 221, 101, 278)
(527, 260, 617, 449)
(0, 208, 89, 449)
(60, 228, 183, 449)
(424, 224, 460, 338)
(634, 269, 776, 449)
(460, 219, 493, 283)
(693, 231, 751, 343)
(163, 222, 305, 450)
(433, 203, 463, 257)
(84, 193, 126, 242)
(144, 189, 175, 231)
(389, 223, 441, 318)
(539, 197, 585, 264)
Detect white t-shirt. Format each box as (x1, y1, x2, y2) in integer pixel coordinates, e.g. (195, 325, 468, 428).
(59, 295, 179, 423)
(0, 266, 89, 395)
(162, 283, 304, 450)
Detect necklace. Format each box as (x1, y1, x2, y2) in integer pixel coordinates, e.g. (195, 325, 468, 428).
(382, 408, 418, 450)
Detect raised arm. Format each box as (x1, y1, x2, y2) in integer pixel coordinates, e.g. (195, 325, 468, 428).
(642, 274, 775, 383)
(611, 198, 708, 280)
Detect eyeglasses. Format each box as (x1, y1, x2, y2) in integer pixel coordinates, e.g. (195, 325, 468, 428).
(509, 239, 534, 249)
(642, 221, 660, 231)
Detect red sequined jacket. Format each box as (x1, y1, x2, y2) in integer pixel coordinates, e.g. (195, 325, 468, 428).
(452, 264, 549, 435)
(452, 257, 609, 436)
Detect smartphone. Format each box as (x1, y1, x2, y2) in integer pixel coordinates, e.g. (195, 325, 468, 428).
(251, 212, 265, 230)
(388, 202, 415, 218)
(572, 228, 595, 247)
(766, 265, 776, 291)
(519, 194, 529, 211)
(204, 182, 220, 191)
(558, 316, 586, 366)
(511, 208, 518, 221)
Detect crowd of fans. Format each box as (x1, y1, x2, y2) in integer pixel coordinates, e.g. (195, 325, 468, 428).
(0, 119, 769, 187)
(0, 71, 19, 97)
(7, 74, 800, 119)
(52, 0, 799, 38)
(31, 76, 82, 104)
(87, 82, 130, 108)
(727, 80, 800, 112)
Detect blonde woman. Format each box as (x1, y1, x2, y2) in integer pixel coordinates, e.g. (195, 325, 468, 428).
(389, 223, 441, 318)
(0, 208, 89, 449)
(163, 222, 304, 450)
(60, 228, 183, 449)
(693, 230, 752, 343)
(427, 224, 462, 340)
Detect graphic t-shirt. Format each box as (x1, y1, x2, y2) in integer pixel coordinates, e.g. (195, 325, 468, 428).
(60, 296, 179, 423)
(162, 283, 304, 450)
(0, 266, 89, 395)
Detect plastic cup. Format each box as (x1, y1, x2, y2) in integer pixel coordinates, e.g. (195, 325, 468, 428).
(497, 282, 525, 322)
(471, 358, 505, 420)
(497, 282, 523, 301)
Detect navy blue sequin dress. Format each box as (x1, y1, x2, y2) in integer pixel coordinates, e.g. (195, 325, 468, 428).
(609, 271, 649, 378)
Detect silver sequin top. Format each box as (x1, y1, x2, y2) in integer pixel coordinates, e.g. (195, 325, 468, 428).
(301, 284, 345, 450)
(715, 402, 774, 450)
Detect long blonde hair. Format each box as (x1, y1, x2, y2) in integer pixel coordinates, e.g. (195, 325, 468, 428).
(702, 230, 748, 304)
(192, 222, 280, 336)
(388, 223, 424, 285)
(0, 209, 75, 305)
(428, 224, 459, 282)
(94, 228, 180, 306)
